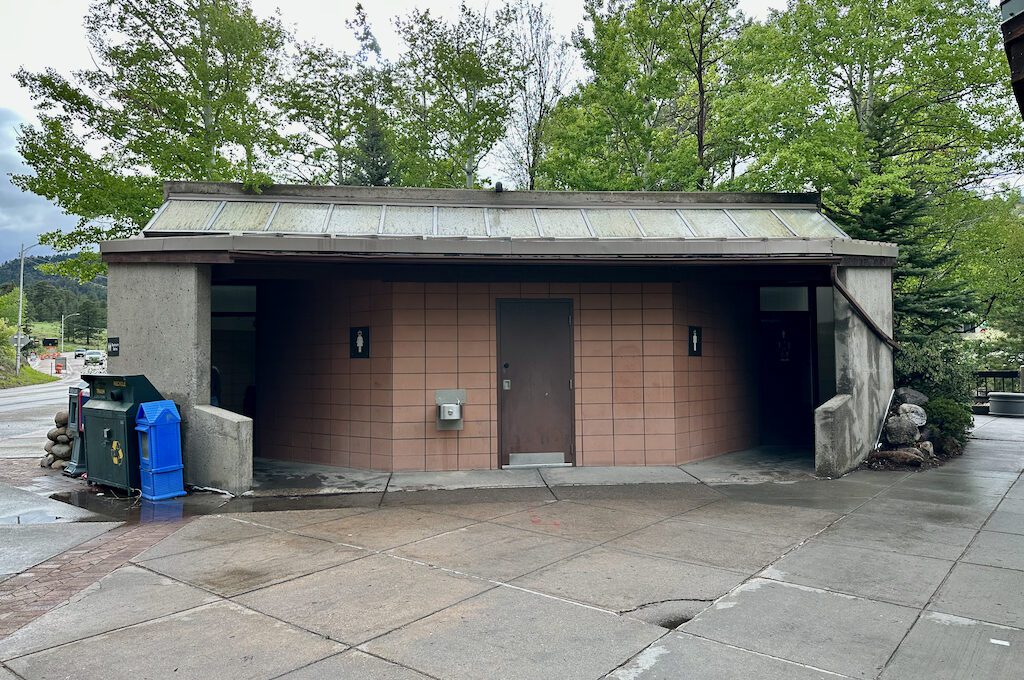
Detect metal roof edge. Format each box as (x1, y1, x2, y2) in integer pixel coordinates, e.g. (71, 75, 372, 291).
(831, 239, 899, 258)
(162, 181, 821, 209)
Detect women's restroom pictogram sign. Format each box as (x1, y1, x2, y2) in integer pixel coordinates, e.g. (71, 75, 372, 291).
(350, 327, 370, 358)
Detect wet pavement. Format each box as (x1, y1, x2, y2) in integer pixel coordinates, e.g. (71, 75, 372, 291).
(0, 415, 1022, 678)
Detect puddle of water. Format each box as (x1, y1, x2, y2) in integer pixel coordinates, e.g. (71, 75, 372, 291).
(49, 488, 231, 525)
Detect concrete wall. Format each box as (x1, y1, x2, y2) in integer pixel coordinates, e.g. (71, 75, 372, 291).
(256, 278, 759, 471)
(107, 262, 253, 493)
(817, 266, 894, 477)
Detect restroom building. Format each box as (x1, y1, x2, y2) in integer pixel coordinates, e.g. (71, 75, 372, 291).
(102, 182, 897, 494)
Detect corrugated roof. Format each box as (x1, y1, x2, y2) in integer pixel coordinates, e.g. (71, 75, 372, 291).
(144, 198, 849, 241)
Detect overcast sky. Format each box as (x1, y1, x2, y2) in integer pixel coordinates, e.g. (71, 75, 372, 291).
(0, 0, 784, 263)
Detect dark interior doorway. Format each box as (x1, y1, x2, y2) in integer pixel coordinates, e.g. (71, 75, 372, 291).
(497, 299, 575, 467)
(758, 288, 815, 446)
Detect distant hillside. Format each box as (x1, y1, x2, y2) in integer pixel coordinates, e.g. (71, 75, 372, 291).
(0, 254, 106, 300)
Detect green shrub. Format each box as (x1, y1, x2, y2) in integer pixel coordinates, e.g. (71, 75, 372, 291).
(895, 339, 976, 405)
(926, 395, 974, 453)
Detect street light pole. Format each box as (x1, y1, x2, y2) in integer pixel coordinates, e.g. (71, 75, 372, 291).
(15, 242, 39, 375)
(60, 313, 81, 354)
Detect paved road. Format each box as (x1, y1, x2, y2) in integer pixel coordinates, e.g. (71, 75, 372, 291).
(0, 357, 84, 453)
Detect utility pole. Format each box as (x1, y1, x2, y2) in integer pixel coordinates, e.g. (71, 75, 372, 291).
(61, 313, 81, 354)
(15, 242, 39, 375)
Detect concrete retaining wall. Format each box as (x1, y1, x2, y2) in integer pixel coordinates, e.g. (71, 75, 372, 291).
(107, 262, 252, 492)
(818, 266, 894, 476)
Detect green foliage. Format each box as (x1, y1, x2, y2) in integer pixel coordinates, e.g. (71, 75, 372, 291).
(0, 287, 20, 325)
(732, 0, 1023, 342)
(895, 340, 977, 405)
(965, 333, 1024, 371)
(13, 0, 286, 281)
(393, 3, 519, 188)
(540, 0, 746, 191)
(0, 319, 14, 365)
(927, 396, 974, 446)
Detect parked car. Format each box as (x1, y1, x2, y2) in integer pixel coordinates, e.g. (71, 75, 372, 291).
(84, 350, 105, 365)
(74, 348, 87, 358)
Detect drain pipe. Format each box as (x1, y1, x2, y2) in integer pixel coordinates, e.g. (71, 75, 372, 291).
(873, 389, 896, 451)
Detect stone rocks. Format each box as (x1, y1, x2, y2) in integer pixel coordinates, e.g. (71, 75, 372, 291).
(884, 415, 919, 446)
(870, 448, 925, 465)
(40, 411, 73, 468)
(895, 387, 929, 407)
(898, 403, 928, 427)
(916, 441, 935, 459)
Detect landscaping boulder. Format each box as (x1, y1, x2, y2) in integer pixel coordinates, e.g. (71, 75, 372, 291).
(54, 410, 69, 427)
(46, 427, 61, 442)
(40, 453, 55, 468)
(43, 440, 55, 455)
(870, 448, 924, 465)
(898, 403, 928, 427)
(51, 459, 68, 470)
(895, 387, 929, 407)
(916, 441, 935, 459)
(56, 433, 70, 444)
(50, 444, 72, 460)
(884, 415, 919, 446)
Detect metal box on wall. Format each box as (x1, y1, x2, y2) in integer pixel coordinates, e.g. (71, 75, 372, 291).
(82, 375, 163, 493)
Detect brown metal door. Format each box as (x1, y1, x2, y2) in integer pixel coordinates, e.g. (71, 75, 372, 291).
(497, 299, 575, 466)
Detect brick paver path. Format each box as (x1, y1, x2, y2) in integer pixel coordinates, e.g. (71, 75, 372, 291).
(0, 520, 187, 638)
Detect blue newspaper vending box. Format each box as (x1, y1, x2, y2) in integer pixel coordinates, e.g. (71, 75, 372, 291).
(135, 400, 186, 500)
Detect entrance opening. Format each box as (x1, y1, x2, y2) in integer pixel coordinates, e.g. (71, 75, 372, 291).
(497, 299, 575, 468)
(758, 287, 815, 447)
(210, 285, 256, 417)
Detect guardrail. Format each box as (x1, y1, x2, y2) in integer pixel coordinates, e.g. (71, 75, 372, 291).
(975, 369, 1023, 403)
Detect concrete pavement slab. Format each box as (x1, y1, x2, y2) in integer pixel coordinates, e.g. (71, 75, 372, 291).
(379, 486, 557, 520)
(539, 466, 697, 486)
(550, 483, 722, 519)
(710, 481, 877, 513)
(278, 650, 431, 679)
(852, 497, 996, 530)
(234, 553, 491, 645)
(0, 483, 103, 524)
(137, 529, 363, 596)
(889, 471, 1017, 497)
(984, 497, 1024, 535)
(0, 666, 17, 680)
(0, 565, 217, 661)
(609, 518, 798, 572)
(672, 499, 840, 538)
(222, 506, 373, 531)
(679, 447, 817, 484)
(492, 500, 662, 543)
(962, 530, 1024, 572)
(4, 600, 344, 680)
(389, 521, 589, 581)
(0, 522, 120, 577)
(364, 585, 665, 680)
(879, 611, 1024, 680)
(294, 507, 475, 550)
(816, 513, 978, 560)
(683, 579, 918, 679)
(131, 514, 273, 561)
(762, 540, 953, 607)
(386, 469, 544, 492)
(930, 562, 1024, 628)
(608, 632, 842, 680)
(1006, 479, 1024, 500)
(970, 417, 1024, 442)
(511, 546, 746, 624)
(877, 485, 1005, 511)
(250, 457, 389, 495)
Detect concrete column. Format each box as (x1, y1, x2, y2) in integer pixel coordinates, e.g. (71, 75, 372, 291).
(816, 266, 894, 476)
(107, 262, 252, 494)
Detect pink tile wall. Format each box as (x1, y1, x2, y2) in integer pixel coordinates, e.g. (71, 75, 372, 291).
(672, 281, 759, 463)
(257, 277, 759, 472)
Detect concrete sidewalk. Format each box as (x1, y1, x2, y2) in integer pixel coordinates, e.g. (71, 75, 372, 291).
(2, 418, 1023, 679)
